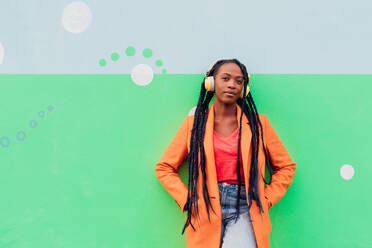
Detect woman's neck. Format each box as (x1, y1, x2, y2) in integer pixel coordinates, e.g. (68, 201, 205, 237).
(214, 101, 237, 122)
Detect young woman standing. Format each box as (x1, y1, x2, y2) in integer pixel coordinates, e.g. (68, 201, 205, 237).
(155, 58, 297, 248)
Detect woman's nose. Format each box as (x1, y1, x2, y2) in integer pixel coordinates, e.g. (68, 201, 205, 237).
(227, 79, 237, 88)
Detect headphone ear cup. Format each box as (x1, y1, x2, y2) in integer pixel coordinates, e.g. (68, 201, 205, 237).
(204, 76, 215, 92)
(240, 85, 250, 99)
(241, 74, 251, 98)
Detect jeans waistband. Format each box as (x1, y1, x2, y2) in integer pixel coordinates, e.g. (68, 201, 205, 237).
(218, 182, 246, 187)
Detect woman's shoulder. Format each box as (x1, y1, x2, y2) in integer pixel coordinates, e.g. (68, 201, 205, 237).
(185, 114, 194, 127)
(177, 113, 194, 130)
(244, 113, 268, 124)
(258, 113, 267, 120)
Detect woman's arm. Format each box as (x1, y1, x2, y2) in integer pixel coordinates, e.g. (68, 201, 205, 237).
(155, 116, 189, 213)
(262, 114, 297, 209)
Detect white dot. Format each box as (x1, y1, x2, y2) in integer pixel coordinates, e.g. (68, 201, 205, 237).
(340, 164, 355, 180)
(131, 64, 154, 86)
(188, 106, 196, 116)
(0, 42, 4, 64)
(62, 2, 92, 34)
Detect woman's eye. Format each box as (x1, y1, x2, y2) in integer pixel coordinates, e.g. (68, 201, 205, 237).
(223, 77, 229, 81)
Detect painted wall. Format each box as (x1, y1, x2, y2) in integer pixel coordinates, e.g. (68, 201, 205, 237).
(0, 1, 371, 247)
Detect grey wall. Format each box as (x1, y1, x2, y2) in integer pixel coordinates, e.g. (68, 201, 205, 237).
(0, 0, 371, 74)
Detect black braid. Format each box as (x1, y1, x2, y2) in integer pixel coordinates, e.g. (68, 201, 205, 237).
(181, 58, 273, 235)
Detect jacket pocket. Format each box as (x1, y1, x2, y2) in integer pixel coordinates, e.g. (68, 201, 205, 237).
(263, 193, 272, 210)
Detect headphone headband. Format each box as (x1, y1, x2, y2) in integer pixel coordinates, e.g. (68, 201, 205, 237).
(206, 58, 234, 75)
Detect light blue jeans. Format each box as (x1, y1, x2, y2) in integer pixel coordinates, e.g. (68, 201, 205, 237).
(218, 182, 257, 248)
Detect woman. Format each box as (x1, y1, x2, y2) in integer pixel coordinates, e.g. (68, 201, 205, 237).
(155, 58, 296, 248)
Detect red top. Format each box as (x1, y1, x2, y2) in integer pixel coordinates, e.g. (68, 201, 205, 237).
(213, 127, 245, 185)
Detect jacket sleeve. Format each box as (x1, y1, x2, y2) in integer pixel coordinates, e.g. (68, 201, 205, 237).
(155, 116, 189, 213)
(262, 114, 297, 209)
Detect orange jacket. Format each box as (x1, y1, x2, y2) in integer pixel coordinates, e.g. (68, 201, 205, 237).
(155, 102, 297, 248)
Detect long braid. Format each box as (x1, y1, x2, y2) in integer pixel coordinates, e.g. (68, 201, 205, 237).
(240, 63, 264, 215)
(183, 85, 206, 233)
(246, 90, 274, 185)
(182, 86, 216, 234)
(234, 95, 244, 222)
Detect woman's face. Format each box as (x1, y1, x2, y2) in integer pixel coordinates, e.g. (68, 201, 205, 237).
(214, 62, 244, 105)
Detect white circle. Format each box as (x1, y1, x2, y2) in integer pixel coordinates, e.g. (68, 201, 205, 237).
(188, 106, 196, 116)
(0, 42, 4, 64)
(131, 64, 154, 86)
(62, 2, 92, 34)
(340, 164, 355, 180)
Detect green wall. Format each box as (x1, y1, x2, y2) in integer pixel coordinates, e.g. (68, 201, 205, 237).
(0, 74, 371, 247)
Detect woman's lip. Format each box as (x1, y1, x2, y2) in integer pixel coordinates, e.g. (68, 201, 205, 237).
(224, 92, 235, 96)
